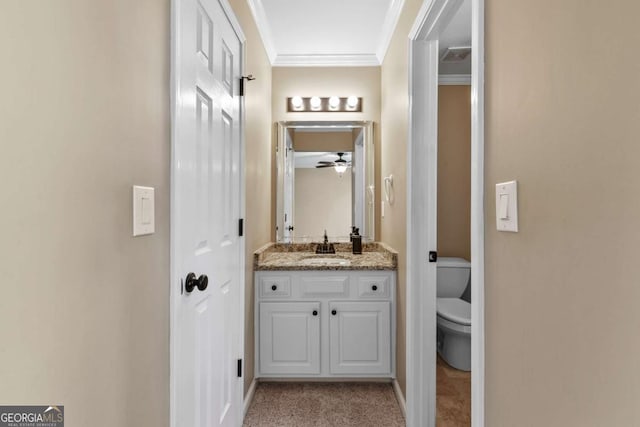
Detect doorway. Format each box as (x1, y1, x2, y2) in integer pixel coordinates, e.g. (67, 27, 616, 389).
(406, 0, 485, 426)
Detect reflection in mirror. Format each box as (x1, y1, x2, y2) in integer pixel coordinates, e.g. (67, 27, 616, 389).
(276, 121, 374, 243)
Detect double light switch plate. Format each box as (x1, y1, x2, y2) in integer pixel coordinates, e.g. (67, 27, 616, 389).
(496, 181, 518, 232)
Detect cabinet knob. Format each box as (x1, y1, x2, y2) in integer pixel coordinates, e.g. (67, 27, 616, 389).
(372, 284, 378, 291)
(271, 284, 277, 291)
(331, 309, 337, 316)
(312, 310, 318, 316)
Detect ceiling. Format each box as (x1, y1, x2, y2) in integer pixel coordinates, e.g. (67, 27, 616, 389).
(295, 152, 352, 169)
(247, 0, 405, 66)
(438, 0, 472, 76)
(247, 0, 471, 71)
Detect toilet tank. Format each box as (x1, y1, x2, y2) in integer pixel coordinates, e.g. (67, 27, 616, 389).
(437, 257, 471, 298)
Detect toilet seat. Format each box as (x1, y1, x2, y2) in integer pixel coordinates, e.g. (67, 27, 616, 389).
(436, 298, 471, 326)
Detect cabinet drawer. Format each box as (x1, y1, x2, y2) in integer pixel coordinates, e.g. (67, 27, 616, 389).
(357, 276, 391, 298)
(259, 276, 291, 298)
(300, 276, 349, 297)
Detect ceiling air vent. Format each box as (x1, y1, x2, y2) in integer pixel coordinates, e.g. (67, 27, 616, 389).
(441, 47, 471, 62)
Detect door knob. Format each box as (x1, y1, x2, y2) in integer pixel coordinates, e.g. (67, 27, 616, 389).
(331, 309, 337, 316)
(312, 310, 318, 316)
(196, 274, 208, 291)
(185, 273, 208, 293)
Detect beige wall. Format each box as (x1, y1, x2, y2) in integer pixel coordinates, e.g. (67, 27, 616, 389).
(294, 167, 352, 239)
(380, 0, 424, 398)
(484, 0, 640, 425)
(438, 85, 471, 260)
(293, 131, 353, 152)
(272, 67, 382, 241)
(0, 0, 170, 425)
(227, 0, 273, 397)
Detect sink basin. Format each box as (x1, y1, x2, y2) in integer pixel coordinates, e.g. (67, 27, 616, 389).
(299, 256, 351, 266)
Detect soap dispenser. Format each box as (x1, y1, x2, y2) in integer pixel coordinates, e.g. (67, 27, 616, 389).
(352, 227, 362, 255)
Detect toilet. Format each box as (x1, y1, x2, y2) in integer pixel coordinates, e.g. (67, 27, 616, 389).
(436, 257, 471, 371)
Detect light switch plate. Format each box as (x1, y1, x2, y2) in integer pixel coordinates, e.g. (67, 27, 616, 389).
(495, 181, 518, 232)
(133, 185, 155, 236)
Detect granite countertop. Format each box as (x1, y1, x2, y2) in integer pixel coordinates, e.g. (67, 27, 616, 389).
(254, 242, 398, 271)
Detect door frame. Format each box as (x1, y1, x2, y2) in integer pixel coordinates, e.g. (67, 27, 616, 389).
(406, 0, 485, 426)
(169, 0, 247, 426)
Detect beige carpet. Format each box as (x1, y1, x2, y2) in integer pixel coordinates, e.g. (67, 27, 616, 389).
(243, 382, 405, 427)
(436, 355, 471, 426)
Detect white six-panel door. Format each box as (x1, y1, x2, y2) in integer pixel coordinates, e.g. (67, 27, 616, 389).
(172, 0, 243, 425)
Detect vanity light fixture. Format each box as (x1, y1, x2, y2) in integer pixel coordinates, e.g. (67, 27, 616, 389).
(291, 96, 304, 109)
(286, 96, 363, 112)
(346, 95, 359, 109)
(310, 96, 322, 110)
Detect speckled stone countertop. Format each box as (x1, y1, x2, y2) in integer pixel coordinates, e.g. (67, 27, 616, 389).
(254, 242, 398, 271)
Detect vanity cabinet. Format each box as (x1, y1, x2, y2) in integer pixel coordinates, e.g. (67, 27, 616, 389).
(255, 271, 396, 378)
(259, 302, 321, 375)
(329, 301, 391, 375)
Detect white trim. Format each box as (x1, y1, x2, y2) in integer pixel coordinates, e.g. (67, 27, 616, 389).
(376, 0, 407, 63)
(470, 0, 485, 424)
(244, 379, 258, 416)
(169, 1, 179, 425)
(219, 0, 246, 43)
(392, 379, 407, 419)
(272, 53, 381, 67)
(438, 74, 471, 85)
(406, 0, 484, 427)
(246, 0, 277, 63)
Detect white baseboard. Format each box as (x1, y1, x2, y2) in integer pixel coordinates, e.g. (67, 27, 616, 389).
(392, 379, 406, 419)
(244, 379, 258, 416)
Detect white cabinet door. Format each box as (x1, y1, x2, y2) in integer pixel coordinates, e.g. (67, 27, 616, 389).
(259, 302, 321, 375)
(329, 301, 391, 375)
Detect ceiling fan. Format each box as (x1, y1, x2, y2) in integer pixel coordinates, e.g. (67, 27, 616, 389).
(315, 152, 351, 173)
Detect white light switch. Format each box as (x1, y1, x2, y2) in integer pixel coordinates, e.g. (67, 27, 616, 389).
(133, 185, 155, 236)
(496, 181, 518, 232)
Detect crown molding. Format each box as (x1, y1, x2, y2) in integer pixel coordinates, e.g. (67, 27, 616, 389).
(438, 74, 472, 85)
(246, 0, 277, 63)
(376, 0, 406, 63)
(247, 0, 405, 67)
(273, 53, 381, 67)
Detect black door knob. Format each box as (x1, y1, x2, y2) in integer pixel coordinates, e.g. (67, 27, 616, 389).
(185, 273, 208, 293)
(312, 310, 318, 316)
(331, 309, 337, 316)
(372, 284, 378, 291)
(271, 284, 277, 291)
(185, 272, 197, 293)
(196, 274, 208, 291)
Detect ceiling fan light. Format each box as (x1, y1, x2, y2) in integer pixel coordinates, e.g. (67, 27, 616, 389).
(334, 164, 348, 174)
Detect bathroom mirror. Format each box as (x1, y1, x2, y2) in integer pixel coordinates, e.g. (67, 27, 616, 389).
(276, 121, 375, 243)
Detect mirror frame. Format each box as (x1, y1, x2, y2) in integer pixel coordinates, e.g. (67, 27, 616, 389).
(275, 121, 375, 243)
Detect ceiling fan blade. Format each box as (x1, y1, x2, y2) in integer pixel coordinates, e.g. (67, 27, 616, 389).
(317, 161, 334, 164)
(315, 164, 335, 168)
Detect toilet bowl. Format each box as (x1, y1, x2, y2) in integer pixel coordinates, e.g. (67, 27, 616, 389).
(436, 257, 471, 371)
